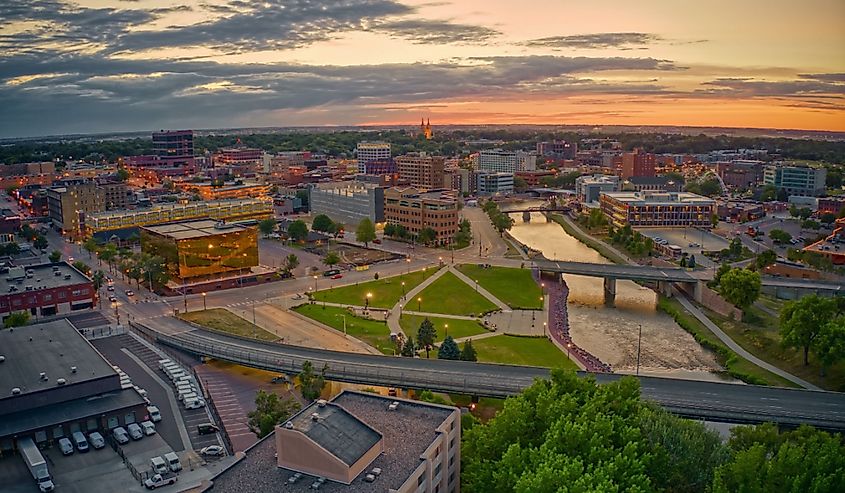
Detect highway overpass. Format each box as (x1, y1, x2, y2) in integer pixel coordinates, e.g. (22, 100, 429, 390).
(133, 321, 845, 431)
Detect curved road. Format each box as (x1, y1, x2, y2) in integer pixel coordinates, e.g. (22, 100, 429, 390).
(135, 320, 845, 432)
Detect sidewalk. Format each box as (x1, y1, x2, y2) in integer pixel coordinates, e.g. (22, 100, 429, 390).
(674, 291, 818, 390)
(386, 266, 449, 338)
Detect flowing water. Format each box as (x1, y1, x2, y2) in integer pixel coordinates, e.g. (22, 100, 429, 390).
(509, 211, 731, 382)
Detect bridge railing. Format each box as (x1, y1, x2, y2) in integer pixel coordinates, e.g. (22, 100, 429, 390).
(155, 330, 536, 398)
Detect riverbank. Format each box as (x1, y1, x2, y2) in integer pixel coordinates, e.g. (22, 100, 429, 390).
(545, 213, 630, 265)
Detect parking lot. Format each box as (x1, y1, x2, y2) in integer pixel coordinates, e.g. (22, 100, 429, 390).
(638, 227, 729, 268)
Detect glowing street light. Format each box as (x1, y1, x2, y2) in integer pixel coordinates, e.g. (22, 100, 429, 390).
(202, 292, 207, 310)
(444, 323, 448, 337)
(365, 292, 372, 310)
(417, 297, 422, 311)
(401, 281, 406, 299)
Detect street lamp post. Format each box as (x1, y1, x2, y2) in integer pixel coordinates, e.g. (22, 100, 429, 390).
(202, 292, 207, 311)
(335, 314, 347, 335)
(417, 297, 422, 311)
(365, 292, 372, 311)
(566, 342, 571, 361)
(636, 324, 643, 376)
(313, 275, 318, 292)
(401, 281, 405, 299)
(445, 323, 448, 338)
(474, 279, 479, 292)
(543, 322, 547, 338)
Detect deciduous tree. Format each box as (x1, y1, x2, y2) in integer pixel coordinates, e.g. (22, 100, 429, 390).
(311, 214, 334, 233)
(718, 268, 761, 309)
(780, 294, 838, 365)
(287, 220, 308, 242)
(298, 360, 327, 401)
(258, 218, 276, 237)
(247, 390, 301, 438)
(355, 218, 376, 246)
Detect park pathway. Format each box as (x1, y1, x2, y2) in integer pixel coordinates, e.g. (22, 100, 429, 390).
(447, 265, 511, 312)
(674, 291, 818, 390)
(386, 266, 450, 338)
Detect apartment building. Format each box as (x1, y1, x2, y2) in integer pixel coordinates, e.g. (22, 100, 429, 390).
(210, 390, 461, 493)
(716, 160, 764, 188)
(395, 154, 445, 190)
(763, 164, 827, 197)
(476, 149, 536, 173)
(309, 183, 385, 225)
(600, 191, 715, 228)
(217, 147, 262, 164)
(384, 187, 458, 245)
(47, 180, 103, 236)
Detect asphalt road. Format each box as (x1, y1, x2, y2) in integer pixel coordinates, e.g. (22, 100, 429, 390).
(138, 319, 845, 431)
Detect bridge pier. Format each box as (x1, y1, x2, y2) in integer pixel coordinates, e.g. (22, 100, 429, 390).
(694, 281, 703, 303)
(603, 277, 616, 305)
(522, 211, 531, 222)
(657, 280, 673, 298)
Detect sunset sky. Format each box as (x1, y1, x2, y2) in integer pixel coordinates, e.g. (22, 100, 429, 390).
(1, 0, 843, 137)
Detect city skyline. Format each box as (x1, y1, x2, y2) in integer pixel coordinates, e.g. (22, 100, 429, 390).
(1, 0, 843, 137)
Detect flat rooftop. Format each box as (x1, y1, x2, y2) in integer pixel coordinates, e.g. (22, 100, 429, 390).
(602, 191, 714, 206)
(0, 319, 117, 401)
(210, 391, 456, 493)
(287, 401, 382, 466)
(0, 261, 90, 294)
(141, 219, 251, 240)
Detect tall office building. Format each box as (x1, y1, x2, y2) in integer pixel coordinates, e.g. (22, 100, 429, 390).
(763, 164, 827, 197)
(620, 148, 656, 179)
(356, 142, 392, 173)
(395, 154, 445, 190)
(477, 149, 537, 173)
(152, 130, 194, 158)
(537, 140, 577, 159)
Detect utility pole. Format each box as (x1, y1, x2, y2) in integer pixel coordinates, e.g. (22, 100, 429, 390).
(636, 324, 642, 376)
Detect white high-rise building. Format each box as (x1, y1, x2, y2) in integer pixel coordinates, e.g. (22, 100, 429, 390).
(356, 142, 391, 173)
(476, 149, 537, 173)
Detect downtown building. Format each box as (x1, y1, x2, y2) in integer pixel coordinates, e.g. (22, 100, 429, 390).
(125, 129, 197, 180)
(309, 182, 385, 226)
(384, 187, 458, 245)
(536, 140, 577, 159)
(475, 171, 514, 195)
(210, 390, 461, 493)
(716, 160, 764, 189)
(600, 191, 715, 228)
(356, 142, 392, 173)
(46, 178, 130, 237)
(763, 164, 827, 197)
(619, 148, 656, 180)
(395, 153, 446, 190)
(476, 149, 537, 173)
(575, 174, 620, 204)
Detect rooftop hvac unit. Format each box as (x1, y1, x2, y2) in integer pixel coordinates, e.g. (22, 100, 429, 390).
(388, 401, 399, 411)
(284, 422, 294, 429)
(57, 378, 66, 385)
(0, 355, 5, 363)
(11, 387, 21, 395)
(316, 399, 327, 407)
(310, 412, 320, 421)
(71, 366, 77, 373)
(39, 372, 47, 381)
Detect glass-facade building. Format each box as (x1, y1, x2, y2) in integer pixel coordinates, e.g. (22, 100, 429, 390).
(140, 220, 258, 280)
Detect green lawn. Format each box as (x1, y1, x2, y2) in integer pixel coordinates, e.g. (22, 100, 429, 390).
(457, 264, 543, 309)
(472, 335, 579, 369)
(414, 271, 498, 316)
(179, 308, 278, 341)
(703, 305, 845, 392)
(293, 304, 396, 355)
(399, 314, 488, 342)
(312, 267, 438, 309)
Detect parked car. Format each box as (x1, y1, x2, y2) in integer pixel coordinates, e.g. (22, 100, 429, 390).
(184, 398, 205, 410)
(150, 456, 168, 475)
(200, 445, 225, 457)
(322, 269, 340, 277)
(58, 438, 74, 456)
(331, 274, 343, 279)
(147, 405, 162, 423)
(197, 423, 220, 435)
(71, 431, 89, 452)
(127, 423, 143, 440)
(373, 238, 382, 244)
(112, 427, 129, 444)
(88, 432, 105, 449)
(164, 452, 182, 472)
(140, 421, 156, 436)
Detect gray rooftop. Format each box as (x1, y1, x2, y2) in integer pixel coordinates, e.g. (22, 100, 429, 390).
(0, 261, 90, 294)
(288, 401, 382, 466)
(141, 219, 250, 240)
(210, 391, 456, 493)
(0, 387, 145, 438)
(0, 319, 117, 401)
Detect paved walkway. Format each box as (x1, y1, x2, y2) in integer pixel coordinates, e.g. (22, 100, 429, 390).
(386, 266, 449, 338)
(674, 291, 818, 390)
(447, 265, 511, 312)
(399, 310, 480, 321)
(453, 331, 500, 343)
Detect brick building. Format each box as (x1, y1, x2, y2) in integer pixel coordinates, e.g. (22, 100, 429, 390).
(384, 187, 458, 245)
(0, 262, 95, 318)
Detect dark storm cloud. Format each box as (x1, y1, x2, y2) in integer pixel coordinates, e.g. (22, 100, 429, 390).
(371, 19, 500, 44)
(799, 73, 845, 83)
(699, 77, 845, 97)
(523, 33, 663, 50)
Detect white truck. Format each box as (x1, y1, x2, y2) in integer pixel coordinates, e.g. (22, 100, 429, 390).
(19, 437, 55, 492)
(144, 472, 177, 489)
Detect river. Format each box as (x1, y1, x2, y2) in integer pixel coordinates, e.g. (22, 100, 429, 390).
(509, 210, 730, 382)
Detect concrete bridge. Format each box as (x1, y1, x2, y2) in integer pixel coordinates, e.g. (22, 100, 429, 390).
(131, 321, 845, 431)
(533, 259, 699, 304)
